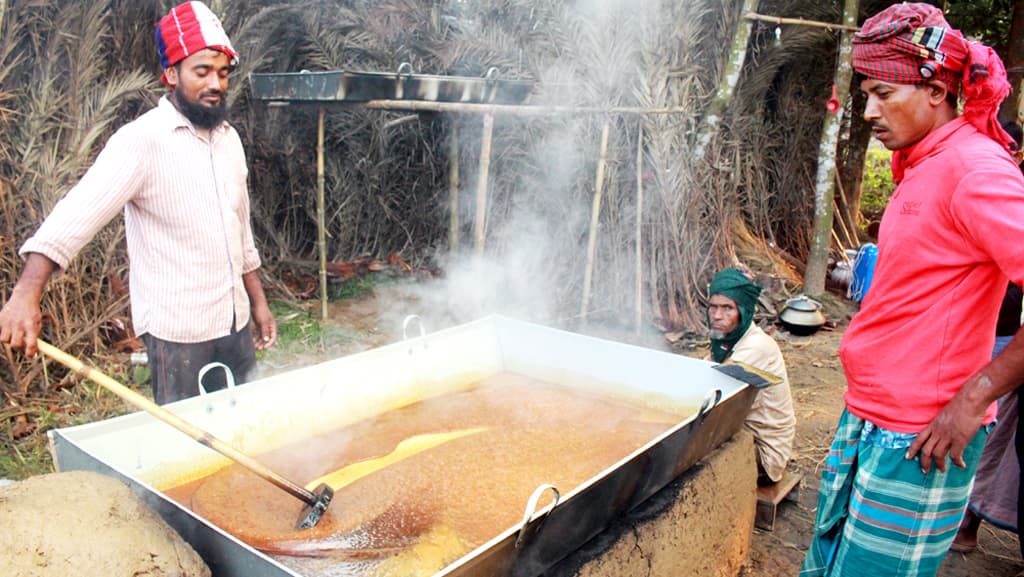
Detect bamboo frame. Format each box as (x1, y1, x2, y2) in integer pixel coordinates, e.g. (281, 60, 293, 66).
(448, 122, 460, 252)
(284, 86, 698, 318)
(317, 107, 328, 320)
(474, 113, 495, 257)
(634, 123, 644, 335)
(580, 119, 611, 322)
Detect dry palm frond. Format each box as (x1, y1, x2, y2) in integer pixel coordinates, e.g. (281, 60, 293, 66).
(1, 0, 155, 396)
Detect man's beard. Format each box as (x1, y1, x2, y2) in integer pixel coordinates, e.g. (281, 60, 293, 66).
(708, 329, 727, 340)
(173, 86, 228, 130)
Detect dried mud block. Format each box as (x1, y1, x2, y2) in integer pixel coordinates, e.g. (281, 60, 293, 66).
(0, 470, 210, 577)
(546, 431, 757, 577)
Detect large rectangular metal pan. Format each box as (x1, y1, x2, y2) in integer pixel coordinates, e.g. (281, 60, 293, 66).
(49, 315, 757, 577)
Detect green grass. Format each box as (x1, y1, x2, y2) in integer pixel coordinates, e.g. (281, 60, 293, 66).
(330, 273, 398, 300)
(260, 294, 384, 363)
(860, 147, 896, 224)
(0, 440, 52, 480)
(1, 368, 144, 480)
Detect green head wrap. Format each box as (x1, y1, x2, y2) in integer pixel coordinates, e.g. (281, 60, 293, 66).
(707, 268, 763, 363)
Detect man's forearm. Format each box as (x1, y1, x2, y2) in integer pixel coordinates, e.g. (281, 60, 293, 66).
(962, 325, 1024, 408)
(242, 270, 268, 310)
(10, 253, 57, 302)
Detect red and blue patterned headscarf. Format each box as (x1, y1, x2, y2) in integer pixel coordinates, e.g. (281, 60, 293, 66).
(156, 2, 238, 87)
(852, 3, 1014, 153)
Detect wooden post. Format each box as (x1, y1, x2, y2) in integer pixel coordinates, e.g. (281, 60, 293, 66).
(634, 123, 644, 335)
(580, 118, 611, 321)
(448, 122, 460, 253)
(316, 106, 328, 320)
(474, 113, 494, 257)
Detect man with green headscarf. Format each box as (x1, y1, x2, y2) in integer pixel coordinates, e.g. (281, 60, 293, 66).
(707, 268, 796, 485)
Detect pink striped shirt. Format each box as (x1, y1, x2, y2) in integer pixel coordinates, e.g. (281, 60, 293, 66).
(21, 96, 261, 343)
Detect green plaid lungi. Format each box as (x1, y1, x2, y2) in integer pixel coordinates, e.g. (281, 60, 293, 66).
(800, 408, 990, 577)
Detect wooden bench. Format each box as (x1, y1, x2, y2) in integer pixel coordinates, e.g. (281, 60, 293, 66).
(755, 470, 803, 531)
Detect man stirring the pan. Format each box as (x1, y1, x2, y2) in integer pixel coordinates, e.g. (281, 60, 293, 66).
(801, 4, 1024, 576)
(0, 1, 276, 404)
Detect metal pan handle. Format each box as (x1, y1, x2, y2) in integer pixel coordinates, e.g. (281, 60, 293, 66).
(515, 483, 560, 549)
(402, 314, 428, 355)
(198, 362, 238, 409)
(697, 388, 722, 423)
(402, 314, 427, 340)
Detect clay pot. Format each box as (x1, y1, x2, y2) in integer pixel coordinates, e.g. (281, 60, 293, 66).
(779, 296, 826, 336)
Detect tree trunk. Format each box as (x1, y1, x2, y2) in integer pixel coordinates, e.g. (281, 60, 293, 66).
(1002, 0, 1024, 124)
(693, 0, 759, 161)
(805, 0, 859, 296)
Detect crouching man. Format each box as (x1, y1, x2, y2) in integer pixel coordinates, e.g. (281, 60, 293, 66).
(706, 268, 797, 485)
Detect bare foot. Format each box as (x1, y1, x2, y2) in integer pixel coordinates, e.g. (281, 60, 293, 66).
(950, 509, 980, 553)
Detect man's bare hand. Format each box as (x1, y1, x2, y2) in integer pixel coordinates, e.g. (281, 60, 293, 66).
(250, 304, 277, 351)
(0, 292, 44, 357)
(905, 374, 990, 473)
(0, 253, 56, 357)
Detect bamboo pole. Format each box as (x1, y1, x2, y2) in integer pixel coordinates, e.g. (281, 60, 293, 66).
(36, 339, 326, 511)
(474, 113, 494, 257)
(743, 11, 859, 32)
(316, 106, 328, 320)
(634, 123, 644, 335)
(832, 174, 858, 249)
(832, 197, 856, 250)
(580, 119, 611, 322)
(448, 122, 460, 253)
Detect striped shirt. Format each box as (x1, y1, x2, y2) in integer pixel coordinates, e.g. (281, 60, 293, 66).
(21, 96, 261, 343)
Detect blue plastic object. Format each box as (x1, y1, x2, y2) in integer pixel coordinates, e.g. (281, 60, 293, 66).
(848, 243, 878, 303)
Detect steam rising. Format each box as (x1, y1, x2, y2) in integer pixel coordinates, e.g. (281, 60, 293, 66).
(385, 0, 662, 343)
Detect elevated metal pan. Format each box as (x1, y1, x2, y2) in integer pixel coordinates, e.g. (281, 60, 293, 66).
(251, 66, 534, 105)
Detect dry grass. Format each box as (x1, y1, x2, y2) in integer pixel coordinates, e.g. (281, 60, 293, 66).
(3, 0, 858, 477)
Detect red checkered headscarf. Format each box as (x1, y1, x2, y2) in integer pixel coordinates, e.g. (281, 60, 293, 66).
(852, 2, 1014, 152)
(156, 2, 238, 87)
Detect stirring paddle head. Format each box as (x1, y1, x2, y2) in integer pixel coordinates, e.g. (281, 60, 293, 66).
(297, 483, 333, 529)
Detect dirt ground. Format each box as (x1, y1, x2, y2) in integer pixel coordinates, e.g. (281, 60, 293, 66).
(262, 282, 1024, 577)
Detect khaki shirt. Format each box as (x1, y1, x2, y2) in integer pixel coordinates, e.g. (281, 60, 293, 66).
(711, 324, 796, 482)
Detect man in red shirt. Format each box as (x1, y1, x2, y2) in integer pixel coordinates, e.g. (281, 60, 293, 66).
(801, 4, 1024, 576)
(0, 2, 277, 404)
